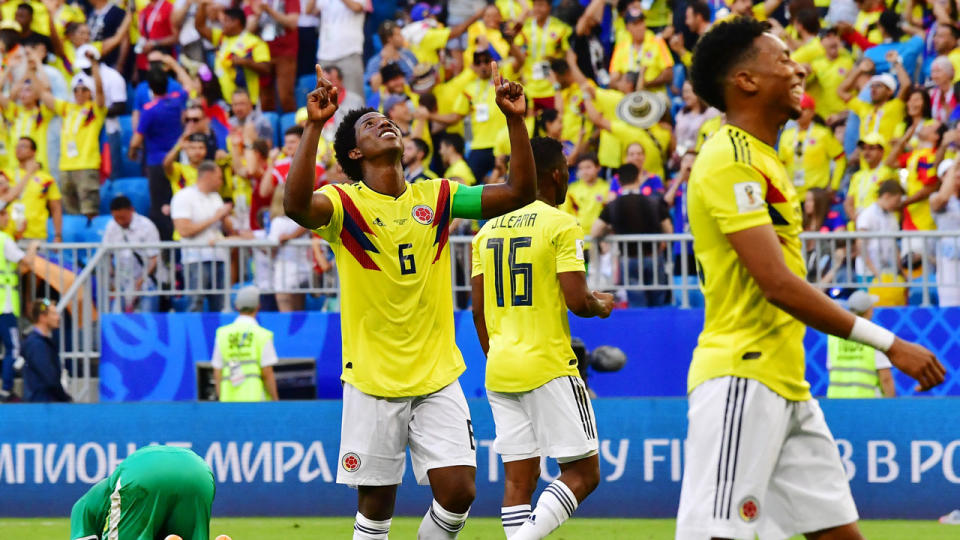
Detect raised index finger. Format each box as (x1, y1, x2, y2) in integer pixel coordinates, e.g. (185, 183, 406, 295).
(492, 61, 501, 88)
(315, 64, 333, 91)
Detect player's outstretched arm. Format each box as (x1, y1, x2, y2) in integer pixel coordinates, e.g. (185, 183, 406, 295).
(559, 272, 614, 319)
(479, 62, 537, 219)
(728, 224, 946, 391)
(285, 65, 336, 231)
(470, 275, 491, 355)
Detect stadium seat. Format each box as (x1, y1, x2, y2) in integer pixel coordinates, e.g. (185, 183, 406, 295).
(117, 115, 143, 178)
(279, 112, 298, 140)
(908, 275, 939, 306)
(295, 75, 314, 110)
(57, 214, 91, 243)
(85, 215, 113, 243)
(106, 177, 151, 217)
(262, 111, 281, 147)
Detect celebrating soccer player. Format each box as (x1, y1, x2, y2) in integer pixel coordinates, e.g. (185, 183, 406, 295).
(283, 64, 536, 540)
(70, 445, 215, 539)
(676, 18, 947, 540)
(471, 136, 614, 540)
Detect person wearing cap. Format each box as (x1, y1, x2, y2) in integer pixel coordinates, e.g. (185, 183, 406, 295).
(807, 27, 854, 120)
(838, 53, 911, 142)
(38, 46, 105, 220)
(844, 132, 897, 221)
(930, 155, 960, 306)
(70, 41, 128, 181)
(582, 87, 670, 181)
(516, 0, 570, 108)
(365, 20, 418, 93)
(826, 291, 896, 398)
(777, 93, 846, 203)
(211, 285, 279, 402)
(608, 7, 673, 96)
(0, 213, 38, 402)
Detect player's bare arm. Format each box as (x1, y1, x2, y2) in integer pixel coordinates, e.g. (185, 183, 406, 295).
(479, 62, 537, 219)
(470, 275, 490, 355)
(727, 224, 946, 391)
(558, 272, 614, 318)
(284, 65, 336, 231)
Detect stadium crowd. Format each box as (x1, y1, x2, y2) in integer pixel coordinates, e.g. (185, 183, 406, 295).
(0, 0, 960, 312)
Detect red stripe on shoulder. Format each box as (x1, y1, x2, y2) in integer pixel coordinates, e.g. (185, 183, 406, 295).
(751, 165, 787, 204)
(333, 185, 376, 236)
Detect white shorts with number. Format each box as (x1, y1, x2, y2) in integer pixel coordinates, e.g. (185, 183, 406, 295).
(337, 381, 476, 486)
(676, 376, 859, 540)
(488, 376, 599, 463)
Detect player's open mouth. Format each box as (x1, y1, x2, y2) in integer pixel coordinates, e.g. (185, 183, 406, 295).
(790, 85, 803, 101)
(379, 128, 399, 139)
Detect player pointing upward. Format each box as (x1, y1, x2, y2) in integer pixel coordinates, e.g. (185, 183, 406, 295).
(284, 65, 535, 540)
(677, 18, 946, 540)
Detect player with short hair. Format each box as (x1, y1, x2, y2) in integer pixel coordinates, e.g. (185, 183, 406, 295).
(70, 445, 215, 540)
(471, 136, 614, 540)
(677, 17, 946, 540)
(283, 64, 535, 540)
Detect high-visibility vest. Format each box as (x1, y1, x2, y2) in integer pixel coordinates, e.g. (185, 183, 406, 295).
(0, 231, 20, 317)
(215, 318, 274, 402)
(826, 335, 881, 398)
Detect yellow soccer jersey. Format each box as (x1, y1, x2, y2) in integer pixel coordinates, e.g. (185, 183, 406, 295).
(687, 124, 809, 401)
(562, 178, 610, 239)
(849, 97, 904, 142)
(314, 179, 466, 397)
(847, 164, 895, 218)
(472, 200, 586, 392)
(518, 17, 571, 98)
(167, 162, 198, 196)
(809, 52, 854, 119)
(594, 88, 625, 168)
(3, 104, 54, 170)
(54, 99, 107, 171)
(445, 158, 477, 186)
(609, 32, 674, 94)
(5, 167, 60, 239)
(212, 29, 271, 105)
(452, 77, 504, 150)
(778, 123, 845, 197)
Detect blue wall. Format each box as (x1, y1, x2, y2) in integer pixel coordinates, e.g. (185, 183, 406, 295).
(100, 307, 960, 401)
(1, 400, 958, 519)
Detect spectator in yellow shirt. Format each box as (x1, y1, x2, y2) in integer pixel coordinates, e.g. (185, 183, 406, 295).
(808, 27, 854, 121)
(439, 133, 477, 186)
(608, 8, 673, 96)
(5, 136, 61, 241)
(838, 54, 911, 142)
(39, 49, 106, 219)
(195, 5, 271, 107)
(778, 94, 846, 203)
(163, 132, 208, 200)
(0, 67, 54, 170)
(515, 0, 570, 106)
(844, 133, 896, 222)
(562, 152, 610, 242)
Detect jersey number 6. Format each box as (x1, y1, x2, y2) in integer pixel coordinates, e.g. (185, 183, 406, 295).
(486, 236, 533, 307)
(399, 243, 417, 275)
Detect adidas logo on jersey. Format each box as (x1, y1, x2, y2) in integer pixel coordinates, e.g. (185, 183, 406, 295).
(373, 218, 386, 227)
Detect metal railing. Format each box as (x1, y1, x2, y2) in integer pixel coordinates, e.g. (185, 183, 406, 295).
(18, 229, 960, 402)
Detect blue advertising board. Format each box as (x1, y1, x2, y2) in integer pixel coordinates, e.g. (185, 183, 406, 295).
(100, 307, 960, 401)
(0, 399, 958, 519)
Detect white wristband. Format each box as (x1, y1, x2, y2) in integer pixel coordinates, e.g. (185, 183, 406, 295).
(848, 317, 895, 352)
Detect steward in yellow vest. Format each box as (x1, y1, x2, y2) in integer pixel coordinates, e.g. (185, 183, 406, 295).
(0, 208, 39, 401)
(211, 286, 279, 402)
(827, 291, 896, 398)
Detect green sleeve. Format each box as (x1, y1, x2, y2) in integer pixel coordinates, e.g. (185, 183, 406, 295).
(451, 183, 484, 219)
(70, 478, 111, 539)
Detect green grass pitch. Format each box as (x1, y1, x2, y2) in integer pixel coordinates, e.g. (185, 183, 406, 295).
(2, 517, 958, 539)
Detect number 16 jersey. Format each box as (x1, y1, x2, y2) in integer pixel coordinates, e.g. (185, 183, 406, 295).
(315, 179, 465, 398)
(472, 200, 586, 393)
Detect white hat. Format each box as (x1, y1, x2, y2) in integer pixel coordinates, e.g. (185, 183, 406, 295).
(234, 285, 261, 311)
(868, 73, 897, 93)
(70, 73, 96, 97)
(938, 158, 955, 179)
(846, 290, 879, 314)
(615, 90, 667, 129)
(73, 44, 100, 70)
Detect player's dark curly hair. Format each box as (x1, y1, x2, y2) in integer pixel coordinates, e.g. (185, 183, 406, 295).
(690, 17, 770, 112)
(334, 107, 377, 184)
(530, 136, 566, 180)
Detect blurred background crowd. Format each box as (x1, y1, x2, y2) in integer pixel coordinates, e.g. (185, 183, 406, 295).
(1, 0, 960, 315)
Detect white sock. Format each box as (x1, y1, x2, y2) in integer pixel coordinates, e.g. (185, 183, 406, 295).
(353, 512, 391, 540)
(501, 504, 531, 538)
(417, 499, 469, 539)
(510, 480, 578, 540)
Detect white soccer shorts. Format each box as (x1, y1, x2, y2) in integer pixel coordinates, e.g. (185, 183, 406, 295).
(336, 380, 476, 486)
(488, 375, 599, 463)
(676, 376, 859, 540)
